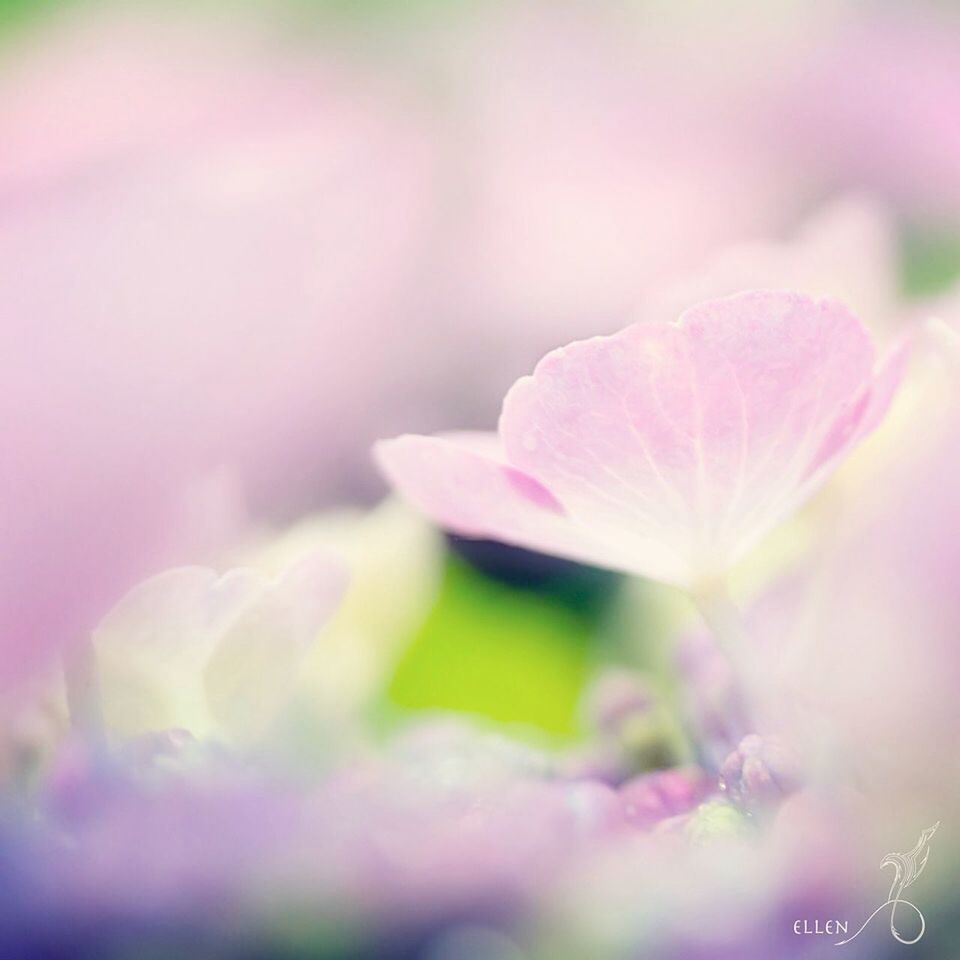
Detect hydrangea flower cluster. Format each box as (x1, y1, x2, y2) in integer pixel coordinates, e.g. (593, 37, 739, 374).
(2, 3, 960, 959)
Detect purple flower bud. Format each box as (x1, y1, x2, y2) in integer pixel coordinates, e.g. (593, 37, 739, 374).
(718, 734, 801, 811)
(619, 767, 713, 830)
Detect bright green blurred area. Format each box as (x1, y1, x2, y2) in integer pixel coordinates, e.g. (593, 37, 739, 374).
(0, 0, 470, 32)
(0, 0, 49, 29)
(386, 556, 596, 737)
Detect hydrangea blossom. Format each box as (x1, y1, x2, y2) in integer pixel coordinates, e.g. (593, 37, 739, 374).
(378, 290, 906, 591)
(2, 4, 958, 958)
(94, 553, 346, 745)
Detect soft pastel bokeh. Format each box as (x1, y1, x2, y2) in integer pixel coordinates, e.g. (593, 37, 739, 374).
(2, 1, 959, 958)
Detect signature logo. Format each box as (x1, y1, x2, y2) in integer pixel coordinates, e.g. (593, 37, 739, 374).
(836, 821, 940, 946)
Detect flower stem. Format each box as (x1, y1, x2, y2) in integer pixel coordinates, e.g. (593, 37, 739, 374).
(691, 579, 756, 719)
(692, 579, 743, 653)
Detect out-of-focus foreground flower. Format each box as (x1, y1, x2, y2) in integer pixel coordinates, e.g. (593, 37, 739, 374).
(0, 5, 437, 693)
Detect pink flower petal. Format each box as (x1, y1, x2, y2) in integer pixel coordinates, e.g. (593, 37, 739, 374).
(375, 433, 610, 569)
(381, 291, 904, 588)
